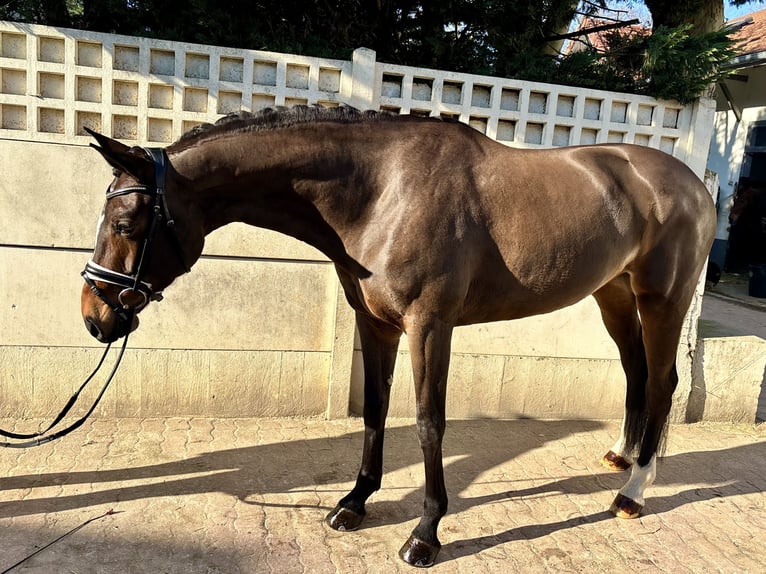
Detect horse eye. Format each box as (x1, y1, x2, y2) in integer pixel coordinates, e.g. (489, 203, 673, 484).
(113, 221, 134, 236)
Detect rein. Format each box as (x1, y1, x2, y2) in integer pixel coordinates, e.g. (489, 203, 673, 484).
(0, 147, 186, 448)
(0, 332, 130, 448)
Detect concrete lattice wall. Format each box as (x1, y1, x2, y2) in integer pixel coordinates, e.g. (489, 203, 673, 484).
(0, 22, 717, 420)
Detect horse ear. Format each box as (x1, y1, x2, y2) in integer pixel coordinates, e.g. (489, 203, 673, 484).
(85, 127, 153, 182)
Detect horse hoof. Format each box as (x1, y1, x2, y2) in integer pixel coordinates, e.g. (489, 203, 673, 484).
(610, 493, 642, 519)
(600, 450, 632, 471)
(325, 505, 365, 531)
(399, 535, 441, 568)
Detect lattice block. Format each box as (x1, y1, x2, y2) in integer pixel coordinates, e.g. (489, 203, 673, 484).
(77, 41, 102, 68)
(38, 36, 64, 63)
(39, 72, 64, 99)
(76, 111, 100, 135)
(660, 136, 676, 154)
(381, 74, 402, 98)
(637, 104, 654, 126)
(183, 87, 208, 112)
(113, 114, 137, 139)
(1, 103, 26, 129)
(150, 49, 175, 75)
(285, 97, 308, 107)
(1, 68, 25, 95)
(76, 76, 101, 103)
(581, 128, 599, 144)
(529, 92, 547, 114)
(634, 133, 651, 146)
(471, 85, 491, 108)
(500, 88, 520, 112)
(182, 120, 202, 133)
(114, 45, 139, 72)
(149, 84, 173, 109)
(556, 95, 575, 118)
(442, 81, 463, 105)
(663, 108, 680, 129)
(113, 80, 138, 106)
(218, 90, 242, 114)
(497, 119, 515, 141)
(584, 98, 602, 120)
(318, 68, 341, 93)
(147, 117, 172, 142)
(610, 101, 628, 123)
(469, 116, 487, 134)
(524, 122, 544, 145)
(253, 61, 277, 86)
(553, 125, 572, 147)
(39, 107, 64, 133)
(252, 93, 275, 110)
(185, 53, 210, 79)
(1, 32, 25, 59)
(412, 78, 432, 102)
(608, 131, 626, 143)
(286, 64, 309, 89)
(220, 57, 244, 82)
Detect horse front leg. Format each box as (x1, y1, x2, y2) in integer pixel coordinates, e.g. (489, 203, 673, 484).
(326, 312, 401, 531)
(398, 319, 453, 567)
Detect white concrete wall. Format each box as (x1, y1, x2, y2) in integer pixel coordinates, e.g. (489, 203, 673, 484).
(690, 336, 766, 422)
(0, 21, 719, 421)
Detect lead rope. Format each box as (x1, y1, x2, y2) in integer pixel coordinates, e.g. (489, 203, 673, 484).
(0, 327, 131, 448)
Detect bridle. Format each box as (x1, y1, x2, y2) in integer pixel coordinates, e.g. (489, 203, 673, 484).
(0, 148, 189, 448)
(81, 147, 190, 324)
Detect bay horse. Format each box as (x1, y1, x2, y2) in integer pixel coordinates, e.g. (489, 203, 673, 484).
(81, 106, 715, 567)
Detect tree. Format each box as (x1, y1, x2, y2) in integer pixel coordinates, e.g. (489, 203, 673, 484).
(0, 0, 761, 102)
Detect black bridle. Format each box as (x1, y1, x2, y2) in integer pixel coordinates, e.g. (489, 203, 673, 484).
(81, 147, 190, 323)
(0, 147, 189, 448)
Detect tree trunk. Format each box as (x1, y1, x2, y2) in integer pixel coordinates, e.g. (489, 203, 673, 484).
(645, 0, 724, 34)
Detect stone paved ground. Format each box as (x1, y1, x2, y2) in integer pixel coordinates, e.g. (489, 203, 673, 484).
(0, 417, 764, 573)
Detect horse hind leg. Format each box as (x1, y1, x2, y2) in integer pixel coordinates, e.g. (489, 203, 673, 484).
(593, 275, 648, 473)
(609, 288, 687, 519)
(609, 248, 703, 519)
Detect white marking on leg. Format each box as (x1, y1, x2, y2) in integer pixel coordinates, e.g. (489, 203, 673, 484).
(609, 416, 634, 464)
(618, 455, 656, 506)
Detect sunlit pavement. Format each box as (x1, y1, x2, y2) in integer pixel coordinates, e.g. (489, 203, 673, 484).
(0, 417, 763, 573)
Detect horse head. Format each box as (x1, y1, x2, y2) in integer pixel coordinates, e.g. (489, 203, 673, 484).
(81, 130, 202, 343)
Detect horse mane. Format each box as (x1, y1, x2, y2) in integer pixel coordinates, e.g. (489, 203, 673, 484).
(169, 105, 422, 151)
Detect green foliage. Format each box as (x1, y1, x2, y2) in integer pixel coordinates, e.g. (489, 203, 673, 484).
(580, 24, 738, 103)
(640, 25, 738, 102)
(0, 0, 742, 103)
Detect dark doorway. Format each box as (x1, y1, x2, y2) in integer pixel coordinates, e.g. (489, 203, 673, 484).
(726, 123, 766, 272)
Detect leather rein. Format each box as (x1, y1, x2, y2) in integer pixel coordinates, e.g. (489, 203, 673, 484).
(0, 147, 188, 448)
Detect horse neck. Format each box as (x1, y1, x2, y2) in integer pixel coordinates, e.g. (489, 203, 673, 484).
(172, 125, 380, 271)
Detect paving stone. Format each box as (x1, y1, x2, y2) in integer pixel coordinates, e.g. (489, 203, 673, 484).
(0, 418, 764, 573)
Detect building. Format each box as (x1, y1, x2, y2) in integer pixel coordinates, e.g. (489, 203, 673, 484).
(708, 7, 766, 274)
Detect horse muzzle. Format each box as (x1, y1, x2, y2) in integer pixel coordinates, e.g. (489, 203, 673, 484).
(83, 307, 139, 343)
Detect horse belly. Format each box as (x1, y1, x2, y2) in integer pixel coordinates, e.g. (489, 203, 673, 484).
(457, 243, 636, 325)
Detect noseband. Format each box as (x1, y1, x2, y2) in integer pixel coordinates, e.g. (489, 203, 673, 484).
(81, 147, 190, 323)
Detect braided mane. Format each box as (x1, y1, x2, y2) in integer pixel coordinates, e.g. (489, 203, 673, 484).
(169, 105, 407, 151)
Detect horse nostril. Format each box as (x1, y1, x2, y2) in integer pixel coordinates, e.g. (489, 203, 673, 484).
(85, 317, 105, 342)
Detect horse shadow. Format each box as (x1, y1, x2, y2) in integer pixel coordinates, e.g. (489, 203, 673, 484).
(0, 419, 599, 518)
(0, 418, 763, 561)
